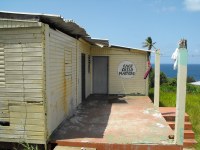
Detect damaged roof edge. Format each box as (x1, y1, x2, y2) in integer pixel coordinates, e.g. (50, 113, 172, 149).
(85, 40, 149, 53)
(0, 11, 149, 53)
(110, 45, 150, 53)
(0, 10, 62, 18)
(83, 37, 109, 47)
(0, 11, 89, 38)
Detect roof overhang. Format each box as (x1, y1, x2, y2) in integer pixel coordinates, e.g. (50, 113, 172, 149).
(110, 45, 150, 53)
(0, 11, 150, 53)
(83, 37, 109, 47)
(0, 11, 88, 38)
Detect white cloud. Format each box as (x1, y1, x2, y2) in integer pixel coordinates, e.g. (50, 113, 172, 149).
(184, 0, 200, 11)
(150, 1, 176, 13)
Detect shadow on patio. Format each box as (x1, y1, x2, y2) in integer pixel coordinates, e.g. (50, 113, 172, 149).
(50, 95, 114, 140)
(49, 95, 182, 150)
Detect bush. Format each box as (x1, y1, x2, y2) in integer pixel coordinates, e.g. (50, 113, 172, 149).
(187, 76, 196, 83)
(187, 84, 200, 93)
(149, 68, 154, 88)
(149, 69, 196, 88)
(167, 78, 177, 86)
(149, 68, 168, 88)
(160, 84, 176, 92)
(160, 71, 168, 84)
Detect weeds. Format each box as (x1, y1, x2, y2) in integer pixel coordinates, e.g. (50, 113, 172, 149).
(14, 142, 38, 150)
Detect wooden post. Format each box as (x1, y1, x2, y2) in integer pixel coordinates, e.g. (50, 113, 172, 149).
(154, 49, 160, 108)
(174, 39, 188, 145)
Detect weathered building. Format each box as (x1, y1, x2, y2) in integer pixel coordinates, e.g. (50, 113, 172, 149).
(0, 11, 148, 147)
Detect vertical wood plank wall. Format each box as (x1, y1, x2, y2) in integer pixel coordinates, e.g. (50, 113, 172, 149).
(0, 21, 46, 144)
(0, 20, 92, 144)
(90, 47, 148, 95)
(45, 27, 91, 137)
(77, 40, 91, 104)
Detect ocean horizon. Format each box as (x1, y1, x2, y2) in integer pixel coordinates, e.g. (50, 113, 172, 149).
(152, 64, 200, 81)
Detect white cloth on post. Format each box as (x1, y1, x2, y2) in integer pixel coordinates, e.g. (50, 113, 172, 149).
(171, 48, 179, 70)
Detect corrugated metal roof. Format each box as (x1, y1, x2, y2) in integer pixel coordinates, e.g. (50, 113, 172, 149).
(110, 45, 150, 53)
(0, 11, 148, 53)
(0, 11, 88, 38)
(84, 37, 109, 47)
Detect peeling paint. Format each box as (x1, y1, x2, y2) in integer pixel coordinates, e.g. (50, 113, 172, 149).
(81, 140, 89, 143)
(156, 123, 165, 128)
(153, 113, 162, 118)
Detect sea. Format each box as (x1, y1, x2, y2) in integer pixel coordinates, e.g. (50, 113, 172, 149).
(152, 64, 200, 81)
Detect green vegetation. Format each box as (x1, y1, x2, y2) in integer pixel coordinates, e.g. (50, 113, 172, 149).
(14, 142, 38, 150)
(149, 70, 200, 149)
(142, 36, 156, 50)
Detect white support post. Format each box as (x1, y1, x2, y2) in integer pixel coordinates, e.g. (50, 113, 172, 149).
(174, 41, 188, 145)
(154, 49, 160, 108)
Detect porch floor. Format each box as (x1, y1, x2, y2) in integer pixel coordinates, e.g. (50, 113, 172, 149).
(50, 95, 180, 149)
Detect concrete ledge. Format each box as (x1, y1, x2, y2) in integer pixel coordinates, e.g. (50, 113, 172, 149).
(54, 146, 96, 150)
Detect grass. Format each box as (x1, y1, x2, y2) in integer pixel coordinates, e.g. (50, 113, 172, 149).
(149, 84, 200, 149)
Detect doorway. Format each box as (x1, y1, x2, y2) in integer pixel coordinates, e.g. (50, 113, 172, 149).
(81, 53, 86, 101)
(93, 56, 108, 94)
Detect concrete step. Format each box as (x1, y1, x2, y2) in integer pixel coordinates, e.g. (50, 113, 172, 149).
(163, 114, 189, 122)
(184, 130, 195, 139)
(159, 107, 190, 121)
(53, 144, 183, 150)
(168, 121, 192, 130)
(159, 107, 197, 148)
(54, 146, 96, 150)
(184, 139, 198, 148)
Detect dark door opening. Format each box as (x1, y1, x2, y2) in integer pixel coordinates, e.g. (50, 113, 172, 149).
(93, 56, 108, 94)
(81, 53, 86, 101)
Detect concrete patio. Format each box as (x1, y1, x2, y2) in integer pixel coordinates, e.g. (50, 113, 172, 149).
(49, 95, 182, 150)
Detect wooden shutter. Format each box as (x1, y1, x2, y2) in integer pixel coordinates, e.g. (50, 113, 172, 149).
(0, 43, 5, 87)
(65, 50, 72, 76)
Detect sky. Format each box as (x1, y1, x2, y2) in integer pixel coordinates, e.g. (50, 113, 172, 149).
(0, 0, 200, 64)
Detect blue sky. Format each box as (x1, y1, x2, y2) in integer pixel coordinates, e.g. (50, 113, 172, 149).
(1, 0, 200, 64)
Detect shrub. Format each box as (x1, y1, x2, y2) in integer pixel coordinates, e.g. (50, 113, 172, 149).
(187, 84, 200, 93)
(187, 76, 196, 83)
(167, 78, 177, 86)
(149, 68, 168, 88)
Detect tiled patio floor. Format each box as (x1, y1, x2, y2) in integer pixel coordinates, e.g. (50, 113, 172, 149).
(50, 95, 181, 149)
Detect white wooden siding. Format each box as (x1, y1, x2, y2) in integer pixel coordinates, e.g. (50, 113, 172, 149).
(77, 40, 91, 104)
(45, 28, 91, 137)
(0, 23, 45, 144)
(46, 26, 78, 136)
(0, 19, 42, 28)
(91, 47, 148, 95)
